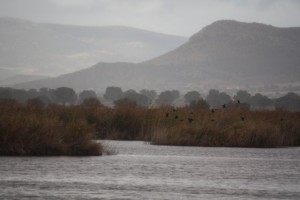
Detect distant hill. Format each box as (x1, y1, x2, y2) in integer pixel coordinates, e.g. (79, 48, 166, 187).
(12, 20, 300, 92)
(0, 17, 186, 77)
(0, 74, 50, 86)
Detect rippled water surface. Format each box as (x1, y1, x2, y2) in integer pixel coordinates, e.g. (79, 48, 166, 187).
(1, 141, 300, 199)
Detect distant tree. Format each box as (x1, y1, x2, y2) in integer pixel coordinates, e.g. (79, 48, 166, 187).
(78, 90, 97, 103)
(251, 93, 273, 108)
(123, 90, 151, 107)
(53, 87, 77, 105)
(184, 91, 201, 103)
(274, 92, 300, 111)
(104, 87, 123, 102)
(39, 88, 50, 97)
(206, 89, 231, 108)
(35, 95, 51, 106)
(0, 98, 18, 105)
(11, 89, 28, 103)
(171, 90, 180, 100)
(233, 90, 252, 104)
(114, 98, 137, 108)
(156, 90, 176, 106)
(27, 89, 38, 99)
(26, 97, 45, 107)
(38, 88, 55, 102)
(0, 88, 12, 100)
(81, 97, 103, 107)
(189, 99, 210, 110)
(140, 89, 157, 100)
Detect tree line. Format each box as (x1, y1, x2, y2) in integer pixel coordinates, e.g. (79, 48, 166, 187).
(0, 86, 300, 111)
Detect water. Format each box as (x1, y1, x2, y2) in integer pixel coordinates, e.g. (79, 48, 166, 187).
(1, 141, 300, 200)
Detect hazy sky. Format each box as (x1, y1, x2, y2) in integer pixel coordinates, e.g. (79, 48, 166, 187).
(1, 0, 300, 36)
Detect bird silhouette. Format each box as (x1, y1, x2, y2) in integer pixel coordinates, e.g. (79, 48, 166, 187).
(188, 118, 193, 123)
(222, 104, 226, 108)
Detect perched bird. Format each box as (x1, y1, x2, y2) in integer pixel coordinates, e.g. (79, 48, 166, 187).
(237, 100, 240, 104)
(222, 104, 226, 108)
(165, 113, 169, 118)
(188, 118, 194, 123)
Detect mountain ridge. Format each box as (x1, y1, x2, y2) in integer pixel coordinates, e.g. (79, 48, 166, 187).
(11, 20, 300, 92)
(0, 17, 187, 78)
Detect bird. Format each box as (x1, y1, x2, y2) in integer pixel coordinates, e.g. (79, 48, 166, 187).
(165, 113, 169, 118)
(237, 100, 240, 104)
(222, 104, 226, 108)
(211, 109, 215, 113)
(188, 118, 194, 123)
(241, 117, 245, 121)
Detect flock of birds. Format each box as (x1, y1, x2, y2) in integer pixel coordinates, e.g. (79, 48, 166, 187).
(164, 100, 246, 124)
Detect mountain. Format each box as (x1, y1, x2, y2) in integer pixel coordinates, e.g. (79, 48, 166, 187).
(0, 17, 187, 77)
(0, 74, 50, 86)
(12, 20, 300, 92)
(146, 20, 300, 85)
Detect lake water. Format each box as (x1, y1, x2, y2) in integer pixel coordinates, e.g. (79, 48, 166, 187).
(1, 141, 300, 200)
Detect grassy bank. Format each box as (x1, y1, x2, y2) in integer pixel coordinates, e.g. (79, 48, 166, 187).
(1, 102, 299, 153)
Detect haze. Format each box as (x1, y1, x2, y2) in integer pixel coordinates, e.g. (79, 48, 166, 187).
(0, 0, 300, 36)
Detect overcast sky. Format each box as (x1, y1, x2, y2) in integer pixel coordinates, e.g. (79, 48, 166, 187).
(0, 0, 300, 36)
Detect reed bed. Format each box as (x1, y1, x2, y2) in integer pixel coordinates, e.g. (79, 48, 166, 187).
(0, 102, 299, 153)
(0, 103, 102, 156)
(150, 109, 300, 147)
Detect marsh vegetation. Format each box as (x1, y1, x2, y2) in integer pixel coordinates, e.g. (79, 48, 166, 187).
(1, 98, 299, 156)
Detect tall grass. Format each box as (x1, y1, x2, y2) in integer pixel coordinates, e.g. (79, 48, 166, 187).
(0, 103, 102, 156)
(150, 109, 300, 147)
(80, 105, 300, 148)
(1, 102, 299, 152)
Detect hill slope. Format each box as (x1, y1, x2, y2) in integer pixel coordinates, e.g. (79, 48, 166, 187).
(0, 17, 186, 77)
(12, 20, 300, 92)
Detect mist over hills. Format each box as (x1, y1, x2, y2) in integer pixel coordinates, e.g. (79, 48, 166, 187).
(11, 20, 300, 93)
(0, 17, 186, 79)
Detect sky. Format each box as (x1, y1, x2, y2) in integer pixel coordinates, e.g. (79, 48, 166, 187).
(0, 0, 300, 36)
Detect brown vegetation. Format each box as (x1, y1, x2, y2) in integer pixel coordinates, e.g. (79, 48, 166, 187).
(150, 109, 300, 147)
(0, 102, 299, 155)
(0, 102, 103, 156)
